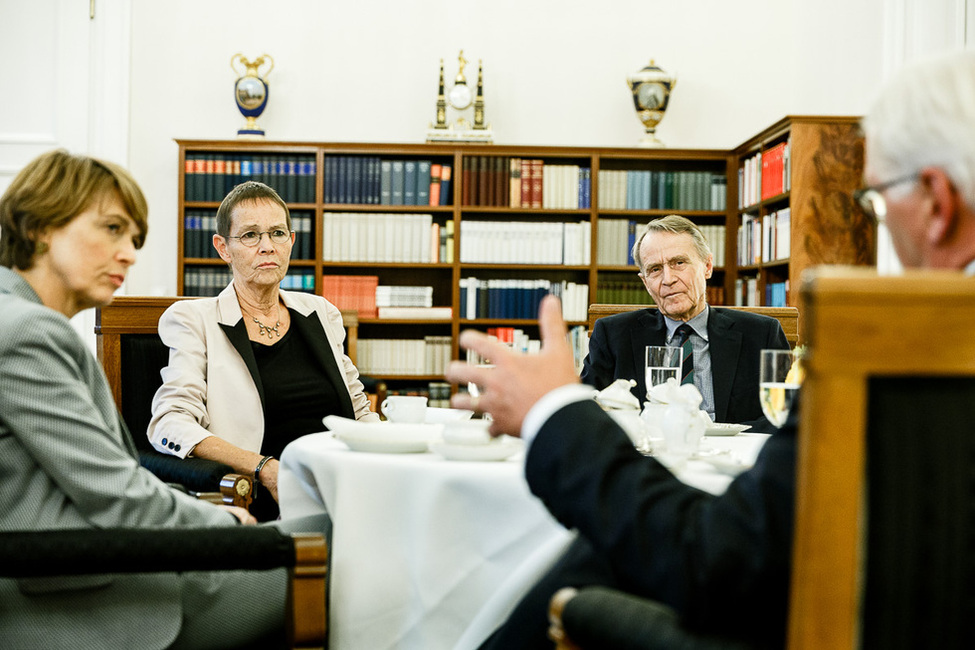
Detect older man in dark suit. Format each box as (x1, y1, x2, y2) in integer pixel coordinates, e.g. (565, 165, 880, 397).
(582, 215, 789, 425)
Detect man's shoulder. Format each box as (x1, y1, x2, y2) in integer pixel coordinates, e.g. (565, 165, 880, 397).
(711, 307, 782, 326)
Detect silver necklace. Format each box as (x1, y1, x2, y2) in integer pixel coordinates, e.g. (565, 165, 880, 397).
(249, 305, 282, 339)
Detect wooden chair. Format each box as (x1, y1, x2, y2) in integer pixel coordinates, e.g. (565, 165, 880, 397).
(553, 270, 975, 648)
(587, 303, 800, 347)
(789, 268, 975, 649)
(0, 527, 327, 648)
(95, 296, 253, 508)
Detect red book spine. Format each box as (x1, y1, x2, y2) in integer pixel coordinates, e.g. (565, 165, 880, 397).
(531, 160, 543, 209)
(429, 164, 442, 206)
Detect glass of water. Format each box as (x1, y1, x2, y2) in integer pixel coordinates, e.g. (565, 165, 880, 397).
(645, 346, 682, 399)
(759, 349, 801, 427)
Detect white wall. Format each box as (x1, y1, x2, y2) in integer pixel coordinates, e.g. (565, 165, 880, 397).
(124, 0, 897, 295)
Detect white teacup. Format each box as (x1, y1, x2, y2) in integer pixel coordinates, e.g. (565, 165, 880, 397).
(442, 419, 493, 446)
(381, 395, 428, 423)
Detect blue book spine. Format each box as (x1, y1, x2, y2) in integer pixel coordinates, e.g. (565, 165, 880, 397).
(351, 157, 364, 204)
(380, 160, 393, 205)
(403, 160, 418, 206)
(439, 165, 452, 205)
(391, 160, 405, 205)
(416, 160, 432, 206)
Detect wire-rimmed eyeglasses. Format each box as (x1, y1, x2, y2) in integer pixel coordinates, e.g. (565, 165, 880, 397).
(852, 173, 919, 222)
(227, 228, 294, 247)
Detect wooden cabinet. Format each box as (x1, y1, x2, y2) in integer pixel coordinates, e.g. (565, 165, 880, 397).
(174, 122, 870, 386)
(732, 116, 875, 306)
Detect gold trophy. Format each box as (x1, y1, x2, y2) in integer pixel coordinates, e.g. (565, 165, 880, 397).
(427, 51, 493, 143)
(231, 53, 274, 140)
(627, 59, 677, 147)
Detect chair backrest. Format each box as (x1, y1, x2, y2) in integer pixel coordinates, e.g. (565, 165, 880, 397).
(788, 269, 975, 649)
(587, 303, 800, 347)
(96, 297, 184, 449)
(96, 297, 363, 429)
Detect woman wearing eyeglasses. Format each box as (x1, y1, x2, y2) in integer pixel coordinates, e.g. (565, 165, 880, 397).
(149, 181, 378, 521)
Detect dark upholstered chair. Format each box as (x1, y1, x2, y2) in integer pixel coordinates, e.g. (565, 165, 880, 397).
(95, 297, 253, 508)
(0, 526, 327, 648)
(549, 587, 753, 650)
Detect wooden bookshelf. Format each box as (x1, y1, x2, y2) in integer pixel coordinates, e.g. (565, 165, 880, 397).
(174, 121, 871, 385)
(732, 116, 875, 306)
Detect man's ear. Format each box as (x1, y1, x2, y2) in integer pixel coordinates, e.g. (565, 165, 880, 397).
(923, 167, 960, 244)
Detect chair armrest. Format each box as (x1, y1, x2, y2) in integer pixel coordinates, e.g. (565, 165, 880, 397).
(139, 450, 253, 509)
(0, 527, 327, 647)
(549, 586, 754, 650)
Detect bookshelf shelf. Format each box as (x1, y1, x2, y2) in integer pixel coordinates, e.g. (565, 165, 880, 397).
(176, 123, 873, 388)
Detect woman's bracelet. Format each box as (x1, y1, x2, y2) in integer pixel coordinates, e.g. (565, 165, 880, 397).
(254, 455, 274, 484)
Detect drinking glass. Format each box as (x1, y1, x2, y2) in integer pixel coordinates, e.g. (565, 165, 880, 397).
(759, 349, 801, 427)
(645, 346, 682, 399)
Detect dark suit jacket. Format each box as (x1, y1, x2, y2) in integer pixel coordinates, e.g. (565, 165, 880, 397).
(581, 307, 790, 424)
(480, 399, 796, 649)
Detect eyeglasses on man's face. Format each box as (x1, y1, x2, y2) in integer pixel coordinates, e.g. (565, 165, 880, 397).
(853, 172, 919, 222)
(227, 228, 293, 247)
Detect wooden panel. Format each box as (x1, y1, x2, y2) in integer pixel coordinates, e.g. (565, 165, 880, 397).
(788, 121, 874, 303)
(788, 268, 975, 649)
(587, 303, 800, 347)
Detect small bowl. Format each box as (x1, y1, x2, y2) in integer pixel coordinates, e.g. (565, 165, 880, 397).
(442, 419, 493, 446)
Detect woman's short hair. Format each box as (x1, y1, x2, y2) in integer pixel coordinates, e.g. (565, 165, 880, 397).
(215, 181, 291, 237)
(631, 214, 712, 270)
(0, 149, 148, 270)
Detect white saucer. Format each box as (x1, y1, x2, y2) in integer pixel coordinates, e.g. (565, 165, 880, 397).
(704, 423, 751, 436)
(323, 415, 442, 454)
(430, 438, 523, 462)
(701, 454, 753, 476)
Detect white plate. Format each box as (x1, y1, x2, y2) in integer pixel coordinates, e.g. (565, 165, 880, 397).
(430, 438, 523, 462)
(701, 454, 753, 476)
(704, 423, 751, 437)
(323, 415, 442, 454)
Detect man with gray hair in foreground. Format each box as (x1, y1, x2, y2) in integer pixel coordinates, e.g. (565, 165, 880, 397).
(448, 49, 975, 649)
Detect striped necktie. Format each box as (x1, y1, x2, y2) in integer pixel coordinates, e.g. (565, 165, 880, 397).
(675, 324, 695, 386)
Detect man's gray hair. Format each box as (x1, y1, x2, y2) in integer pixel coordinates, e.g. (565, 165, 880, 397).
(631, 214, 712, 270)
(861, 50, 975, 209)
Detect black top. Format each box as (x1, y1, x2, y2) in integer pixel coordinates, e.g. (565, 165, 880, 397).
(251, 316, 345, 460)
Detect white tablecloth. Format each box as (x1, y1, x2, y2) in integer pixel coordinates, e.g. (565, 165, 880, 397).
(278, 430, 769, 650)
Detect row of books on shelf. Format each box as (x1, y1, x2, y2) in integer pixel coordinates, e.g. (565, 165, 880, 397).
(737, 208, 791, 266)
(357, 336, 452, 376)
(738, 140, 791, 208)
(596, 220, 727, 267)
(185, 152, 316, 203)
(183, 268, 316, 297)
(461, 158, 591, 210)
(459, 220, 590, 265)
(459, 278, 590, 322)
(323, 276, 453, 320)
(381, 383, 453, 410)
(183, 211, 315, 260)
(322, 212, 453, 263)
(464, 325, 590, 374)
(733, 278, 789, 307)
(597, 170, 727, 212)
(324, 157, 454, 207)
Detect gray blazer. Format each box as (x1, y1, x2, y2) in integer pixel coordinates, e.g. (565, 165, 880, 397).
(0, 268, 245, 649)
